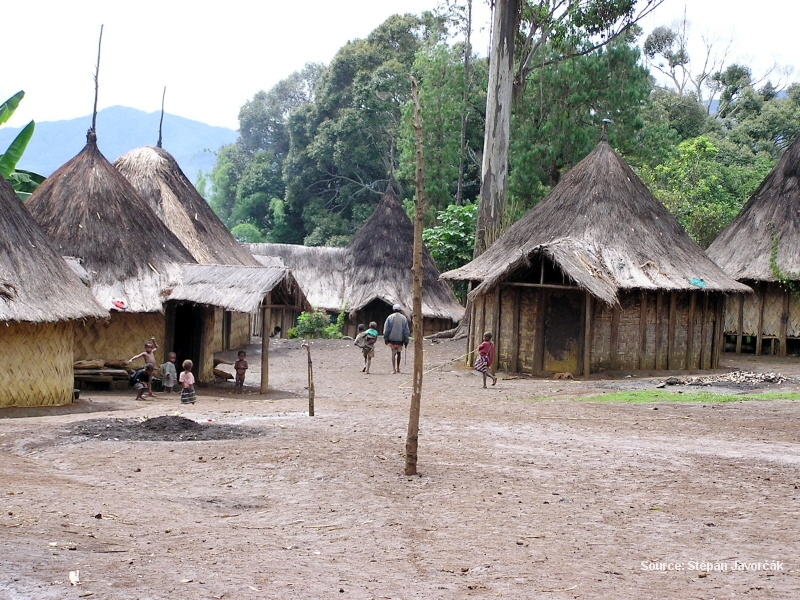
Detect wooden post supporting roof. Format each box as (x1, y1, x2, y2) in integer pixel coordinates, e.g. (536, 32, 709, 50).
(582, 293, 592, 377)
(781, 290, 789, 358)
(260, 292, 271, 394)
(667, 293, 677, 369)
(686, 294, 696, 369)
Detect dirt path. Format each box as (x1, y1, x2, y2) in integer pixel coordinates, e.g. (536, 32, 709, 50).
(1, 338, 799, 599)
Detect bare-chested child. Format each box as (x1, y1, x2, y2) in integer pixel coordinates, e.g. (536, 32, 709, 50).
(128, 337, 158, 367)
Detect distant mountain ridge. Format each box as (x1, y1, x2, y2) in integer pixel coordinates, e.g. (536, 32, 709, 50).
(0, 106, 237, 184)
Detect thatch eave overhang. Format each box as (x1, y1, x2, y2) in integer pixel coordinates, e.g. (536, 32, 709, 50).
(163, 264, 310, 314)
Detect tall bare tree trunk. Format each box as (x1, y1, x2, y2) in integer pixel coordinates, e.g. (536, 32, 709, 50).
(455, 0, 473, 206)
(405, 77, 425, 476)
(474, 0, 517, 258)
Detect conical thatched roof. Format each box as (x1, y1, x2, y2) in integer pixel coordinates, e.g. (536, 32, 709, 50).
(707, 133, 800, 282)
(346, 187, 464, 321)
(0, 176, 106, 323)
(25, 131, 196, 312)
(114, 146, 260, 267)
(248, 243, 350, 312)
(442, 139, 750, 304)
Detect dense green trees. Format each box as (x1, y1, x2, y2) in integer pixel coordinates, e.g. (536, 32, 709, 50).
(206, 3, 800, 270)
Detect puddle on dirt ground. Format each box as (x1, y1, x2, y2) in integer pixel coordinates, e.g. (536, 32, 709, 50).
(66, 415, 266, 442)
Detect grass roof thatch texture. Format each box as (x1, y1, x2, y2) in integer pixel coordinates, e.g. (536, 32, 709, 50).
(442, 140, 750, 304)
(0, 176, 107, 323)
(346, 188, 464, 321)
(114, 146, 260, 267)
(165, 264, 310, 314)
(707, 132, 800, 282)
(25, 131, 196, 312)
(248, 243, 350, 312)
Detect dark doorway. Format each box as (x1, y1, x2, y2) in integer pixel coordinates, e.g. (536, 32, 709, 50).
(542, 291, 583, 374)
(358, 299, 393, 335)
(170, 303, 204, 375)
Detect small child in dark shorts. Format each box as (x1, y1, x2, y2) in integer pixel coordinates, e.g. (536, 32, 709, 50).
(234, 350, 248, 394)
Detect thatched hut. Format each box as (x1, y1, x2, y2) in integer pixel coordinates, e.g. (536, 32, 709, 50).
(114, 145, 262, 352)
(165, 264, 310, 386)
(248, 189, 464, 337)
(0, 176, 107, 406)
(25, 130, 196, 366)
(442, 138, 750, 376)
(706, 133, 800, 356)
(346, 187, 464, 336)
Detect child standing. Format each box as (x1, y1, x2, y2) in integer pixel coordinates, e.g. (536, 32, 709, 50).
(132, 364, 156, 400)
(128, 337, 158, 367)
(179, 359, 196, 404)
(160, 352, 178, 393)
(474, 331, 497, 388)
(234, 350, 248, 394)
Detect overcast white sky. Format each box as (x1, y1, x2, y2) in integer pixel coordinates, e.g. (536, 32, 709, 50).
(2, 0, 795, 131)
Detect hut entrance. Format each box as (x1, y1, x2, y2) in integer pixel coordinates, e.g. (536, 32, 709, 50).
(357, 299, 392, 337)
(541, 290, 583, 374)
(167, 303, 204, 376)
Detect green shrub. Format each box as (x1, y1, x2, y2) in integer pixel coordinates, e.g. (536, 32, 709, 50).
(294, 307, 347, 339)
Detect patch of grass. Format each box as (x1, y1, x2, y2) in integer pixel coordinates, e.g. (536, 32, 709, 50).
(577, 390, 800, 403)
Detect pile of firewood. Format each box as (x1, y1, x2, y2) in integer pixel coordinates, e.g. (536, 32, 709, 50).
(73, 359, 132, 384)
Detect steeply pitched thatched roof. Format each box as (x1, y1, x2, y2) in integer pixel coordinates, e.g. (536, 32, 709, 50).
(346, 188, 464, 321)
(248, 243, 349, 312)
(247, 189, 465, 323)
(25, 131, 196, 312)
(114, 146, 260, 267)
(0, 176, 107, 323)
(164, 264, 310, 314)
(442, 139, 750, 304)
(707, 133, 800, 282)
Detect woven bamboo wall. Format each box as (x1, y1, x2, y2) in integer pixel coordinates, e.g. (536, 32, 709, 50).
(74, 313, 166, 364)
(230, 312, 251, 348)
(762, 286, 785, 337)
(741, 291, 761, 337)
(2, 321, 74, 407)
(789, 291, 800, 338)
(724, 294, 742, 334)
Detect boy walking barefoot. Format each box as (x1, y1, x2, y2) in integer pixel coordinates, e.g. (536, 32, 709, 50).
(474, 332, 498, 387)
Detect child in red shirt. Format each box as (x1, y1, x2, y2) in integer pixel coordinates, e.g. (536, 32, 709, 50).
(474, 331, 497, 387)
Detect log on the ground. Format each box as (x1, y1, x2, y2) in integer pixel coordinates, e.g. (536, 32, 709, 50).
(214, 368, 234, 380)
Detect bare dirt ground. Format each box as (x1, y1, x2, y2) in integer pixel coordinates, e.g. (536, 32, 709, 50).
(2, 338, 800, 600)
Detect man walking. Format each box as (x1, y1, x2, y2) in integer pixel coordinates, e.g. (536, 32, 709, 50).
(383, 304, 410, 374)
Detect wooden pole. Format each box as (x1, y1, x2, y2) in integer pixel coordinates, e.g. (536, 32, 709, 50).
(405, 77, 425, 476)
(302, 342, 315, 416)
(260, 292, 271, 393)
